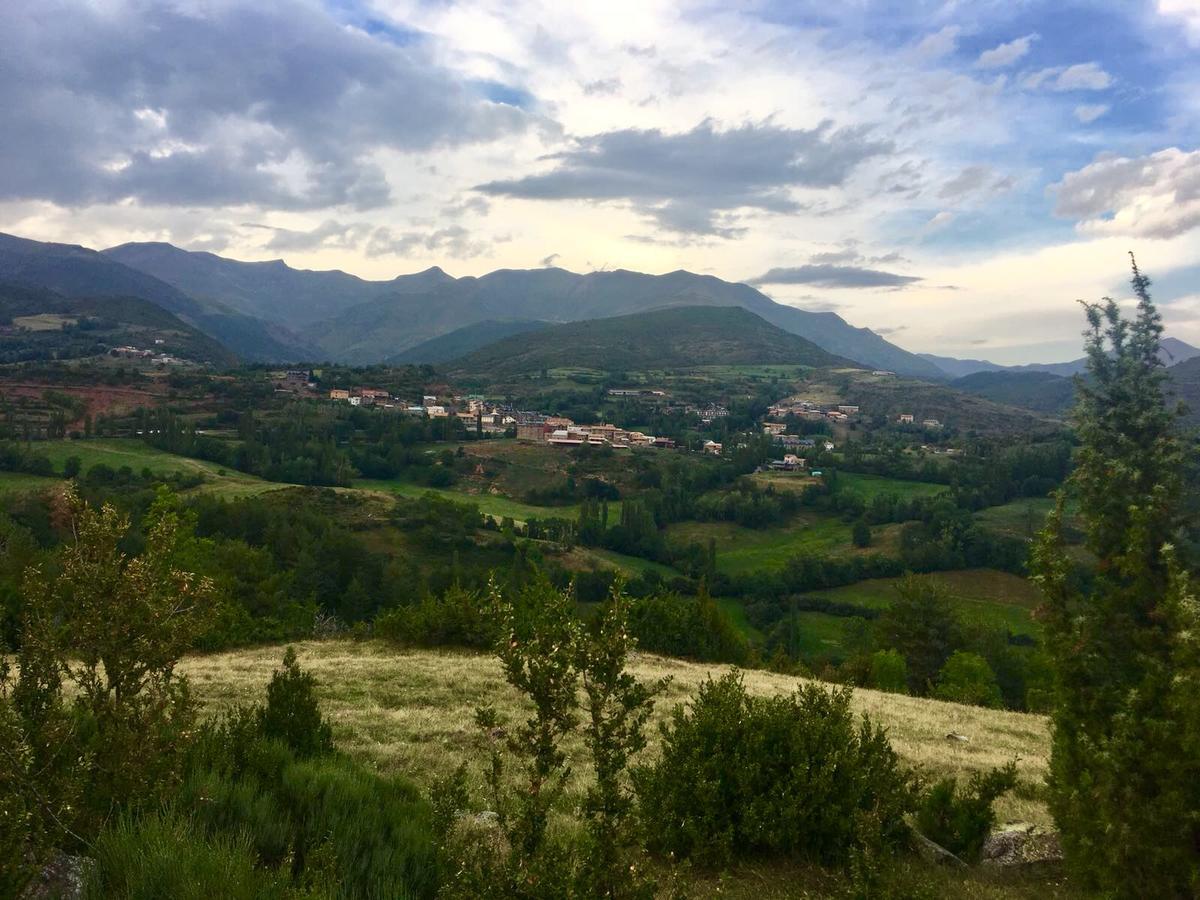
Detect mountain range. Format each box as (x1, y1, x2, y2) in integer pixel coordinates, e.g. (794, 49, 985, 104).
(0, 233, 940, 375)
(919, 336, 1200, 379)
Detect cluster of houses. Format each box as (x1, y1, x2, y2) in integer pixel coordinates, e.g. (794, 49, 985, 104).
(766, 397, 860, 423)
(110, 342, 182, 365)
(898, 413, 942, 428)
(517, 419, 676, 450)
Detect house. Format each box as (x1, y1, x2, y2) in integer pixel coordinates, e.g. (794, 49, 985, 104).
(329, 389, 350, 401)
(763, 422, 788, 435)
(516, 422, 550, 442)
(837, 405, 859, 415)
(651, 437, 676, 449)
(778, 434, 803, 450)
(923, 418, 942, 428)
(784, 454, 804, 468)
(823, 441, 835, 452)
(703, 440, 723, 455)
(898, 414, 914, 424)
(872, 370, 895, 376)
(360, 388, 389, 401)
(348, 396, 362, 406)
(425, 405, 448, 417)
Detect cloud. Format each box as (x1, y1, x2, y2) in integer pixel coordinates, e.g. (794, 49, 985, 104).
(874, 325, 908, 335)
(1074, 104, 1110, 124)
(748, 264, 922, 289)
(1158, 0, 1200, 44)
(0, 0, 537, 210)
(582, 78, 621, 95)
(1050, 147, 1200, 239)
(366, 225, 505, 259)
(1024, 62, 1113, 91)
(476, 120, 892, 235)
(976, 34, 1037, 68)
(540, 253, 560, 266)
(915, 26, 961, 61)
(246, 219, 371, 252)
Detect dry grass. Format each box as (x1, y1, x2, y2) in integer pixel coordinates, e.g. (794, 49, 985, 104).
(180, 640, 1051, 826)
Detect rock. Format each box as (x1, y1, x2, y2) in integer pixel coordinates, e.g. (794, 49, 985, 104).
(911, 830, 967, 868)
(945, 731, 970, 742)
(980, 823, 1063, 867)
(22, 850, 94, 900)
(473, 810, 500, 827)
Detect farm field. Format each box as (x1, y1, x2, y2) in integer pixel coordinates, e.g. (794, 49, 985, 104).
(356, 477, 589, 523)
(837, 471, 950, 500)
(34, 438, 286, 498)
(976, 497, 1059, 539)
(665, 515, 899, 575)
(820, 569, 1043, 636)
(0, 470, 61, 495)
(181, 639, 1053, 828)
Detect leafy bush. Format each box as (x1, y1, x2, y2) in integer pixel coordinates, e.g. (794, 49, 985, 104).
(914, 762, 1018, 861)
(85, 812, 297, 900)
(375, 585, 496, 650)
(634, 671, 915, 868)
(869, 649, 908, 694)
(932, 651, 1003, 708)
(628, 587, 749, 664)
(258, 647, 334, 758)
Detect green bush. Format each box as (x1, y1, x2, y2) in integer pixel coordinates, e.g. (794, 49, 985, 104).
(914, 762, 1018, 862)
(932, 651, 1003, 708)
(85, 812, 298, 900)
(375, 585, 496, 650)
(634, 671, 915, 868)
(869, 649, 908, 694)
(258, 647, 334, 758)
(628, 588, 749, 664)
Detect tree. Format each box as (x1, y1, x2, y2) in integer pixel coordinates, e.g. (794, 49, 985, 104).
(852, 518, 871, 548)
(874, 576, 963, 694)
(932, 651, 1003, 708)
(869, 649, 908, 694)
(1031, 257, 1200, 896)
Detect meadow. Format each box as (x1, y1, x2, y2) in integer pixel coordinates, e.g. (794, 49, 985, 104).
(180, 639, 1053, 829)
(356, 477, 590, 523)
(837, 471, 950, 500)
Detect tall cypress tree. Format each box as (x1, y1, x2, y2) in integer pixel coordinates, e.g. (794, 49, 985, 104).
(1032, 257, 1199, 896)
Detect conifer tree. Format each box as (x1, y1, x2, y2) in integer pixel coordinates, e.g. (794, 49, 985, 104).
(1032, 257, 1199, 896)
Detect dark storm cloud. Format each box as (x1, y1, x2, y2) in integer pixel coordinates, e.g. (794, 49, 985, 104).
(245, 220, 373, 252)
(748, 264, 922, 288)
(475, 120, 892, 235)
(0, 0, 537, 210)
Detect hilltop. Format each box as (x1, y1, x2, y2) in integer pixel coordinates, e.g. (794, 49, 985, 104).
(386, 318, 550, 364)
(951, 370, 1077, 416)
(445, 306, 848, 377)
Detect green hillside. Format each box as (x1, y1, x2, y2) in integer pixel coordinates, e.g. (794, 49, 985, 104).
(445, 306, 847, 377)
(951, 370, 1076, 416)
(385, 318, 550, 364)
(0, 281, 237, 366)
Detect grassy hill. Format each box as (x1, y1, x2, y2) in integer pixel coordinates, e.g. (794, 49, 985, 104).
(0, 281, 237, 366)
(446, 306, 847, 377)
(951, 371, 1076, 416)
(385, 318, 550, 364)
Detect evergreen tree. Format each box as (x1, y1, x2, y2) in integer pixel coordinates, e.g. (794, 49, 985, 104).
(1032, 257, 1199, 896)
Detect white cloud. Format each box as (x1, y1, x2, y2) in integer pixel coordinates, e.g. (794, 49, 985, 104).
(1050, 147, 1200, 239)
(1159, 0, 1200, 44)
(914, 26, 961, 60)
(1074, 103, 1110, 124)
(1024, 62, 1113, 91)
(976, 34, 1037, 69)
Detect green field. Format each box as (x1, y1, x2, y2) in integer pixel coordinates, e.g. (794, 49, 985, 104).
(975, 497, 1059, 539)
(665, 515, 881, 575)
(837, 472, 950, 500)
(0, 470, 62, 495)
(32, 439, 285, 498)
(356, 477, 590, 523)
(820, 569, 1042, 636)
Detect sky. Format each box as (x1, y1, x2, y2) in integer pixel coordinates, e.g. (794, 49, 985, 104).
(2, 0, 1199, 363)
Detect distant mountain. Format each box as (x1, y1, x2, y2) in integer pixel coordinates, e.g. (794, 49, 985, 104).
(104, 241, 453, 328)
(100, 241, 942, 376)
(923, 337, 1200, 379)
(1167, 355, 1200, 426)
(446, 306, 848, 377)
(951, 370, 1076, 416)
(386, 319, 550, 365)
(0, 280, 236, 366)
(0, 233, 316, 362)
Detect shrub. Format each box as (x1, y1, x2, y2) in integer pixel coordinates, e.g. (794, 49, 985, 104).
(932, 651, 1003, 708)
(85, 812, 297, 900)
(375, 584, 496, 650)
(628, 587, 749, 664)
(257, 647, 334, 758)
(914, 762, 1018, 862)
(869, 649, 908, 694)
(634, 671, 915, 868)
